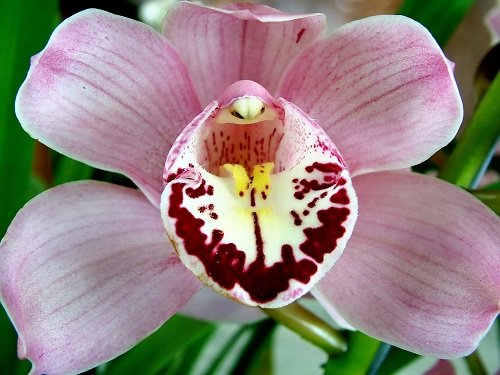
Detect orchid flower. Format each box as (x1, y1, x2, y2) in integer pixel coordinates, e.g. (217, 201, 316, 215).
(1, 2, 499, 374)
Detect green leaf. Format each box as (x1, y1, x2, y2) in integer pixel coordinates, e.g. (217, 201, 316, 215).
(323, 332, 380, 375)
(159, 328, 215, 375)
(27, 175, 49, 200)
(374, 346, 419, 374)
(366, 342, 392, 375)
(229, 319, 276, 375)
(0, 0, 56, 236)
(0, 0, 59, 234)
(245, 332, 273, 375)
(0, 308, 31, 375)
(101, 314, 215, 375)
(0, 1, 59, 373)
(464, 351, 489, 375)
(480, 181, 500, 191)
(438, 72, 500, 188)
(204, 325, 250, 375)
(53, 154, 95, 185)
(398, 0, 474, 45)
(471, 190, 500, 215)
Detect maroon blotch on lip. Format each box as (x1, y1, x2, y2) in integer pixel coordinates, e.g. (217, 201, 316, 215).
(168, 182, 319, 303)
(166, 160, 351, 304)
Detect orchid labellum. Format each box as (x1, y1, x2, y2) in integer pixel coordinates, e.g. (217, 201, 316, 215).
(162, 79, 357, 307)
(1, 2, 499, 374)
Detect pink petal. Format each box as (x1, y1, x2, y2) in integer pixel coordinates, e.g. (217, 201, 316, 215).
(315, 171, 500, 358)
(0, 181, 200, 375)
(279, 15, 463, 175)
(16, 9, 201, 206)
(162, 2, 326, 106)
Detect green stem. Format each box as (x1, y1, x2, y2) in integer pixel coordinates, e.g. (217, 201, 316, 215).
(464, 351, 488, 375)
(262, 302, 347, 355)
(438, 72, 500, 188)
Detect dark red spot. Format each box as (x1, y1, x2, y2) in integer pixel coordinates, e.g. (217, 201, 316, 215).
(261, 191, 267, 200)
(295, 163, 344, 200)
(331, 188, 349, 205)
(210, 212, 219, 220)
(337, 177, 347, 186)
(250, 188, 256, 207)
(296, 28, 306, 43)
(294, 178, 334, 200)
(165, 167, 188, 183)
(290, 210, 302, 226)
(300, 206, 349, 263)
(305, 162, 343, 174)
(252, 212, 264, 255)
(307, 197, 319, 208)
(186, 179, 212, 199)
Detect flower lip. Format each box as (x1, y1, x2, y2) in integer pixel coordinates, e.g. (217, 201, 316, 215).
(161, 81, 358, 308)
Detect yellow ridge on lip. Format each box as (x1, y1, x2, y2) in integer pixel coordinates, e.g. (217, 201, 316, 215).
(223, 162, 274, 200)
(252, 163, 273, 192)
(222, 163, 250, 196)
